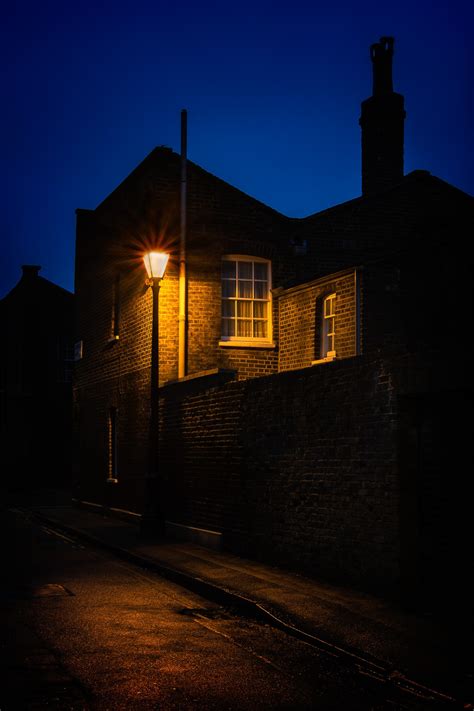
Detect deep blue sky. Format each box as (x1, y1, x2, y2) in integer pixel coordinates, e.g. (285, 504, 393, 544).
(1, 0, 472, 297)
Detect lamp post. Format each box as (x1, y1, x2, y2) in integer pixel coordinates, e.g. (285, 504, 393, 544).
(140, 251, 169, 536)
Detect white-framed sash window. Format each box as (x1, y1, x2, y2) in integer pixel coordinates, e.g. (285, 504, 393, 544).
(221, 256, 272, 346)
(321, 293, 336, 358)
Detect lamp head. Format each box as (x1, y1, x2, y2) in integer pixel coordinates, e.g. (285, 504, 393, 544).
(143, 251, 169, 281)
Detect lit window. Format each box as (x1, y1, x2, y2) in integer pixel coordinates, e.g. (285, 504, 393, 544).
(321, 293, 336, 358)
(221, 257, 271, 342)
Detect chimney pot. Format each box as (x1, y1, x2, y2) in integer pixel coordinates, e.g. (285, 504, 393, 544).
(360, 36, 405, 196)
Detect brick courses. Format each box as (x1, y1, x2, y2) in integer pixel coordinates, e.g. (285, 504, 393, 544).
(159, 355, 400, 593)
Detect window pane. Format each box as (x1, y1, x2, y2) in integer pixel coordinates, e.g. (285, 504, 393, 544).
(238, 280, 253, 298)
(222, 279, 236, 298)
(222, 301, 234, 317)
(254, 262, 268, 280)
(254, 281, 267, 299)
(222, 261, 236, 279)
(237, 300, 251, 317)
(238, 261, 252, 279)
(237, 320, 252, 337)
(253, 321, 267, 338)
(222, 318, 235, 337)
(221, 258, 271, 341)
(253, 301, 267, 318)
(322, 321, 329, 356)
(324, 295, 335, 317)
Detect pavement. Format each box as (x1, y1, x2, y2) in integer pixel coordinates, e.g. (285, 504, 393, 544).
(14, 490, 473, 708)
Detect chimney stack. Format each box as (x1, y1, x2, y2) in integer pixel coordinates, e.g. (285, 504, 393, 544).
(359, 37, 406, 196)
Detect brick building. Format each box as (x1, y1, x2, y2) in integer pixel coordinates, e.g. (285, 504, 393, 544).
(74, 38, 473, 607)
(0, 265, 74, 494)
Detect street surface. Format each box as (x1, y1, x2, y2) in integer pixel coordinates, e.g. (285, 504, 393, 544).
(0, 508, 461, 710)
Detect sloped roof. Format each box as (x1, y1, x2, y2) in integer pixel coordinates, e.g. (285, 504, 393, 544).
(78, 144, 473, 285)
(96, 146, 287, 218)
(93, 146, 295, 236)
(303, 169, 472, 223)
(294, 170, 474, 276)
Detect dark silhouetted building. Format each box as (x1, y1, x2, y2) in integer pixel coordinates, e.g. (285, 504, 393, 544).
(0, 265, 74, 496)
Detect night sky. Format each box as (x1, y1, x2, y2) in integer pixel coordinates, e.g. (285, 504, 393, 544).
(1, 0, 472, 298)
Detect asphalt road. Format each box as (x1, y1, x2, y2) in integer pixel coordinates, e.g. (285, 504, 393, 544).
(0, 508, 458, 710)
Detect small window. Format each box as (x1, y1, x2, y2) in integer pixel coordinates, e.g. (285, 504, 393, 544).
(221, 257, 272, 343)
(321, 293, 336, 359)
(110, 275, 121, 340)
(107, 407, 118, 483)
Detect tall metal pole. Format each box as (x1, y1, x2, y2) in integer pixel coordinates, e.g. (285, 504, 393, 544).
(141, 278, 162, 536)
(178, 109, 187, 378)
(150, 279, 160, 473)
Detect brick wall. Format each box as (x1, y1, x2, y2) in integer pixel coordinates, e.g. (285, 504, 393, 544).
(158, 349, 472, 602)
(159, 355, 401, 594)
(74, 369, 153, 513)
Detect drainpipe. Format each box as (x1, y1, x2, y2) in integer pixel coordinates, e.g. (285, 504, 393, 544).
(178, 109, 187, 378)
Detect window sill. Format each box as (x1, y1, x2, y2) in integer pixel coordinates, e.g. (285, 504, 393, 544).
(106, 477, 119, 484)
(219, 340, 276, 349)
(311, 355, 336, 366)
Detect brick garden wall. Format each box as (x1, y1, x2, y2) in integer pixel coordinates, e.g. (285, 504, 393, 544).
(160, 354, 401, 594)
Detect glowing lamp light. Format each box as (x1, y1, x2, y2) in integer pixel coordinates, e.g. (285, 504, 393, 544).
(143, 251, 169, 280)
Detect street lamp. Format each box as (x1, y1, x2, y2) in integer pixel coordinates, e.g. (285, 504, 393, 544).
(140, 251, 170, 536)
